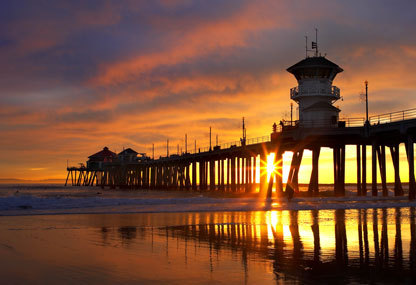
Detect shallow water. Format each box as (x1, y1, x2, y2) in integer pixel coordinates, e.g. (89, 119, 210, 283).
(1, 184, 416, 283)
(1, 184, 415, 216)
(1, 208, 415, 284)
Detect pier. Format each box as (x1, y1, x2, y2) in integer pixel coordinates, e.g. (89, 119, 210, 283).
(65, 108, 416, 200)
(65, 54, 416, 200)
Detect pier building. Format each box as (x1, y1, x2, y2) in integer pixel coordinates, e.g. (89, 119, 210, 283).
(287, 56, 342, 127)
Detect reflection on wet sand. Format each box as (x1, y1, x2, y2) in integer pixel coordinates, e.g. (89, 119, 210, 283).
(2, 208, 416, 283)
(95, 208, 416, 283)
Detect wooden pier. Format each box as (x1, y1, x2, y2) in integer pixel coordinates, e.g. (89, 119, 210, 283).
(66, 108, 416, 200)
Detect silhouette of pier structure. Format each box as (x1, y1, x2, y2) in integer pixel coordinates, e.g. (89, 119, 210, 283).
(65, 53, 416, 200)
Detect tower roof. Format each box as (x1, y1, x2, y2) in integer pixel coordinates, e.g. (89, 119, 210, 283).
(287, 56, 343, 73)
(287, 56, 343, 80)
(118, 148, 138, 156)
(88, 146, 117, 161)
(303, 101, 340, 112)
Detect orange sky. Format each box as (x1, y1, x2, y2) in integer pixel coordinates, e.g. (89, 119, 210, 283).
(1, 0, 416, 181)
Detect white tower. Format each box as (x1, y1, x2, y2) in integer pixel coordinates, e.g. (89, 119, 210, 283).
(287, 54, 343, 127)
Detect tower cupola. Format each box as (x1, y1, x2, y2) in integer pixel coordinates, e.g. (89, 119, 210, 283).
(287, 55, 343, 127)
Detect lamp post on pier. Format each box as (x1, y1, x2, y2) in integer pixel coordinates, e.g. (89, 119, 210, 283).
(365, 80, 369, 124)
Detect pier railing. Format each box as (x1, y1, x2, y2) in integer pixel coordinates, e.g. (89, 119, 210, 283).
(157, 108, 416, 158)
(339, 117, 365, 127)
(369, 108, 416, 125)
(290, 85, 340, 99)
(188, 135, 271, 155)
(295, 117, 365, 128)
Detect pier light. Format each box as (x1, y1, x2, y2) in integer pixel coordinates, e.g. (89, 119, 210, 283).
(287, 55, 343, 128)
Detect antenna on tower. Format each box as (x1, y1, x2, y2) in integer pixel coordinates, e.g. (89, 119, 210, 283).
(241, 117, 247, 146)
(209, 126, 212, 151)
(311, 28, 319, 57)
(365, 80, 369, 124)
(305, 35, 314, 58)
(185, 134, 187, 153)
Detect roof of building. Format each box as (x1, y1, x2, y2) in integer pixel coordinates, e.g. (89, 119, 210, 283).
(287, 56, 343, 74)
(88, 147, 117, 160)
(118, 148, 138, 156)
(303, 101, 340, 112)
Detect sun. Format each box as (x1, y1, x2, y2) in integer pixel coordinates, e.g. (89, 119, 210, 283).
(258, 151, 285, 186)
(266, 152, 283, 179)
(266, 153, 276, 178)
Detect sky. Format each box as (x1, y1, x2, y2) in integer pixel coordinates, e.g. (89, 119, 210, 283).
(1, 0, 416, 181)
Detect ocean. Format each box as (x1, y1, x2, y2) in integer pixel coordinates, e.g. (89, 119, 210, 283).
(1, 184, 416, 283)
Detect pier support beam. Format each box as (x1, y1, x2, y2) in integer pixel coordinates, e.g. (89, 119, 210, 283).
(231, 156, 236, 192)
(192, 162, 197, 190)
(227, 158, 231, 191)
(203, 161, 208, 190)
(252, 155, 257, 192)
(237, 157, 240, 191)
(245, 156, 251, 193)
(65, 171, 70, 186)
(390, 144, 403, 196)
(292, 151, 303, 192)
(220, 159, 225, 191)
(267, 151, 278, 199)
(216, 159, 221, 191)
(146, 167, 150, 188)
(334, 146, 346, 196)
(357, 145, 362, 196)
(260, 152, 268, 195)
(171, 166, 177, 189)
(376, 145, 388, 196)
(276, 151, 283, 196)
(179, 165, 184, 190)
(210, 160, 215, 191)
(161, 166, 165, 188)
(372, 143, 378, 196)
(308, 147, 320, 196)
(248, 156, 253, 191)
(362, 144, 367, 196)
(185, 164, 191, 190)
(406, 137, 416, 200)
(151, 166, 156, 189)
(286, 149, 303, 194)
(199, 161, 204, 191)
(155, 166, 160, 188)
(241, 157, 245, 188)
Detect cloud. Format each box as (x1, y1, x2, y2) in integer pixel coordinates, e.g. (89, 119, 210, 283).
(90, 0, 290, 87)
(1, 0, 416, 179)
(30, 168, 46, 171)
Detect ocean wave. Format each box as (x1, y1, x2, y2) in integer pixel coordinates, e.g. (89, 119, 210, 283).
(1, 193, 416, 216)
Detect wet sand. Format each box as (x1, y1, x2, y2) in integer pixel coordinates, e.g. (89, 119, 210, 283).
(1, 208, 416, 284)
